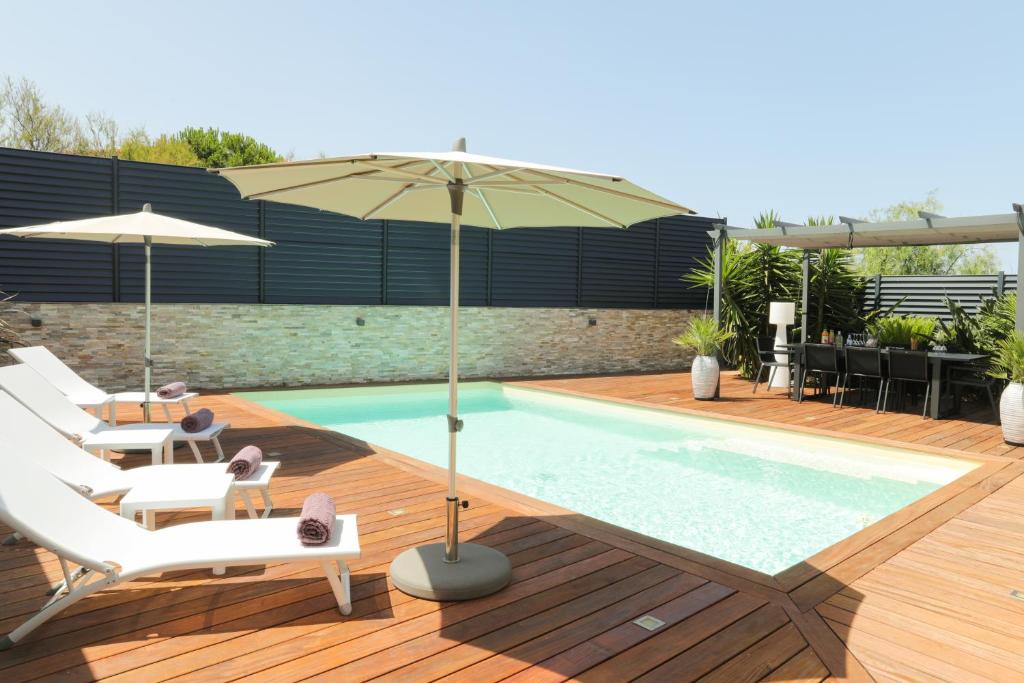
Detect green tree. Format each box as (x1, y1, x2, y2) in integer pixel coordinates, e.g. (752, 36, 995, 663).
(0, 77, 83, 152)
(855, 192, 998, 275)
(119, 129, 202, 166)
(176, 127, 283, 168)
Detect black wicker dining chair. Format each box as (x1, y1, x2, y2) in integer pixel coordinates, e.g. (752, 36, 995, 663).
(752, 336, 792, 396)
(885, 349, 931, 418)
(798, 343, 841, 406)
(840, 346, 887, 411)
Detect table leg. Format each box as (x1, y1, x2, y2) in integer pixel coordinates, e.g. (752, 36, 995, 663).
(930, 358, 942, 419)
(239, 490, 258, 519)
(791, 355, 803, 401)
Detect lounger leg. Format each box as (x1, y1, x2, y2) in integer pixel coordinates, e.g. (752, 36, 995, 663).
(239, 490, 258, 519)
(321, 560, 352, 615)
(212, 437, 226, 463)
(181, 399, 192, 416)
(161, 403, 173, 423)
(2, 531, 22, 546)
(188, 440, 204, 464)
(143, 510, 157, 530)
(164, 440, 174, 465)
(211, 494, 233, 576)
(109, 402, 117, 427)
(260, 488, 274, 519)
(1, 570, 113, 650)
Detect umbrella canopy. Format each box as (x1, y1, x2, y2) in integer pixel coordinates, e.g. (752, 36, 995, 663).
(0, 207, 274, 247)
(213, 146, 693, 228)
(215, 139, 692, 601)
(0, 204, 273, 420)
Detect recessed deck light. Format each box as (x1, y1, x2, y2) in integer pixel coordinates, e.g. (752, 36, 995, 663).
(633, 615, 665, 631)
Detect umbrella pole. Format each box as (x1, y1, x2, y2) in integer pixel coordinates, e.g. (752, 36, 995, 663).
(386, 149, 511, 601)
(445, 185, 464, 563)
(143, 235, 152, 423)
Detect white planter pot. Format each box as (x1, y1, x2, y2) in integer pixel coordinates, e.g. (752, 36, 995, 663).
(691, 355, 720, 400)
(1000, 382, 1024, 444)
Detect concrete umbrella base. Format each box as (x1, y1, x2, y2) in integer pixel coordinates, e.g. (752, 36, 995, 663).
(390, 542, 511, 601)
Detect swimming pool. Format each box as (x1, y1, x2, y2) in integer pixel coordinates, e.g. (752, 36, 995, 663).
(238, 382, 976, 574)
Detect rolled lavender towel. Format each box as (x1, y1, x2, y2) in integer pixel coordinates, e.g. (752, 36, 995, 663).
(227, 445, 262, 480)
(156, 381, 187, 399)
(297, 492, 336, 546)
(180, 408, 214, 433)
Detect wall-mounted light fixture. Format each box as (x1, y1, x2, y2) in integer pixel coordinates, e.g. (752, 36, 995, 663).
(356, 317, 365, 327)
(588, 318, 597, 327)
(2, 309, 41, 327)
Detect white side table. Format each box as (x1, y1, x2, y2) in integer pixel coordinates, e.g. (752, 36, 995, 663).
(119, 471, 235, 575)
(81, 428, 174, 466)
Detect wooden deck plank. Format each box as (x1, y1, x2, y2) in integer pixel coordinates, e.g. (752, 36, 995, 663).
(4, 370, 1024, 681)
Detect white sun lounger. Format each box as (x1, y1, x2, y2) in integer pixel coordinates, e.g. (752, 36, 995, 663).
(8, 346, 197, 425)
(0, 391, 278, 519)
(0, 456, 358, 650)
(0, 364, 229, 463)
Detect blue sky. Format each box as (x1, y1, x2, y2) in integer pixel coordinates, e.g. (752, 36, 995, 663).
(3, 1, 1022, 267)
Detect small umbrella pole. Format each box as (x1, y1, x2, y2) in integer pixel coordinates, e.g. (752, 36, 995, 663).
(445, 180, 464, 564)
(143, 234, 152, 423)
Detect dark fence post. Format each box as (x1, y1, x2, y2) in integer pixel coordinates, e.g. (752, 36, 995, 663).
(873, 273, 882, 309)
(257, 200, 266, 303)
(485, 229, 493, 306)
(653, 218, 661, 307)
(111, 155, 120, 302)
(997, 270, 1006, 297)
(576, 227, 584, 307)
(381, 220, 389, 305)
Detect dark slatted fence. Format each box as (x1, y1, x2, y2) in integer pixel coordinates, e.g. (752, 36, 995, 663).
(861, 273, 1018, 320)
(0, 147, 715, 307)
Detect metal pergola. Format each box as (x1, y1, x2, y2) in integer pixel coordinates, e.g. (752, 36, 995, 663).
(707, 205, 1024, 338)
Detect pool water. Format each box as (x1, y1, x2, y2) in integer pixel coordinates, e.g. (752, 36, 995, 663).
(238, 382, 975, 574)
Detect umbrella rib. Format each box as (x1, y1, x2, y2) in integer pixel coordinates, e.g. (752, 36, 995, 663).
(430, 160, 455, 182)
(527, 169, 692, 214)
(462, 167, 525, 185)
(356, 161, 449, 184)
(361, 183, 414, 220)
(462, 166, 501, 229)
(491, 167, 624, 227)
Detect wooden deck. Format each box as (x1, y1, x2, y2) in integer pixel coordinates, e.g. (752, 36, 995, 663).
(2, 370, 1023, 681)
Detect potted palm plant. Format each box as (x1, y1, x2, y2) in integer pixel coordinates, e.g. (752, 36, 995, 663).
(992, 331, 1024, 444)
(673, 315, 734, 400)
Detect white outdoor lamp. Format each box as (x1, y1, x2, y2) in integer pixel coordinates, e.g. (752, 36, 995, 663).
(767, 302, 796, 389)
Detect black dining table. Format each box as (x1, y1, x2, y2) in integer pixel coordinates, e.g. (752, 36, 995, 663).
(782, 343, 987, 419)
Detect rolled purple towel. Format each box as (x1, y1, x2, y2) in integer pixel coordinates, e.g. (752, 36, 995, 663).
(157, 381, 187, 399)
(180, 408, 214, 433)
(227, 445, 262, 480)
(297, 492, 336, 546)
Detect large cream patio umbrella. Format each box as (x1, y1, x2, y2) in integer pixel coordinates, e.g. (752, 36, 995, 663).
(214, 139, 693, 601)
(0, 204, 273, 421)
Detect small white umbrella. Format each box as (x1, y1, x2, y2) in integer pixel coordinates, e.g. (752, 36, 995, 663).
(0, 204, 273, 420)
(215, 139, 693, 601)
